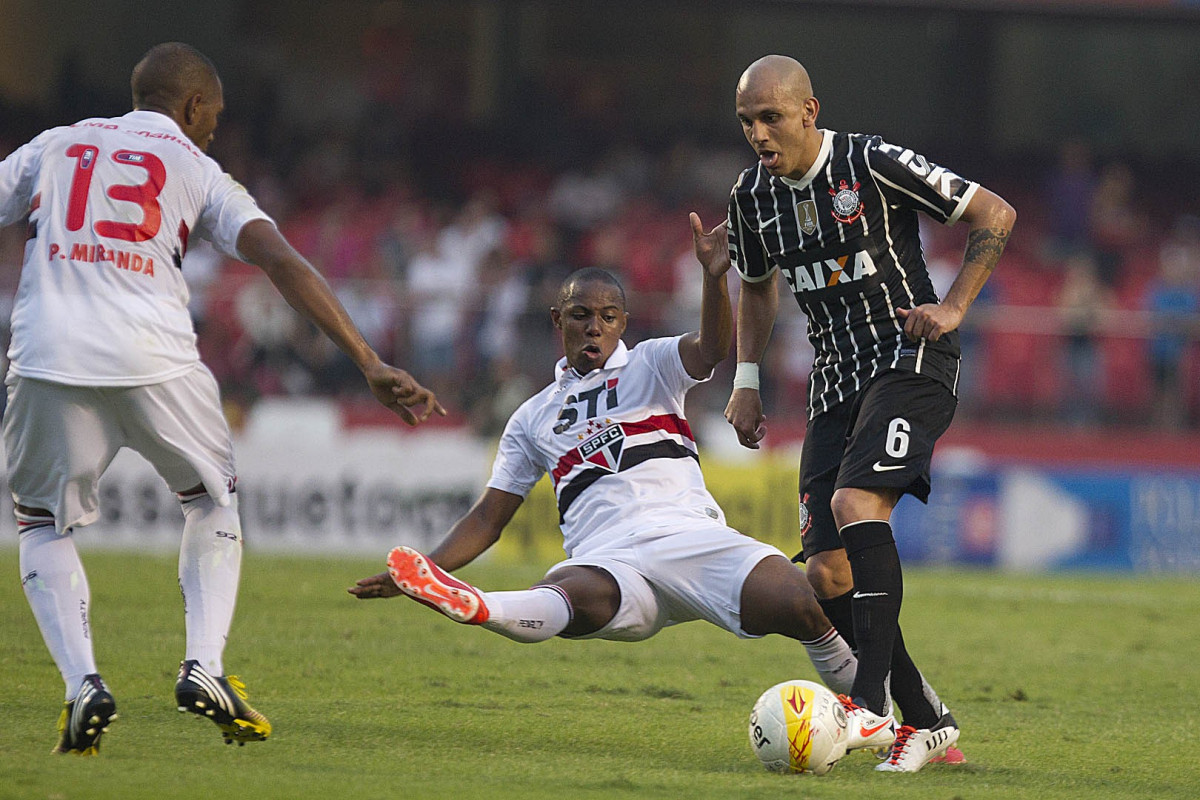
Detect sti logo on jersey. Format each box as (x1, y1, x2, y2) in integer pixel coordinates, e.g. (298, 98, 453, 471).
(781, 249, 879, 293)
(553, 378, 620, 434)
(578, 425, 625, 473)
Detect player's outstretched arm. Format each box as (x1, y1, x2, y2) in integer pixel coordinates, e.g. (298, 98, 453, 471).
(678, 212, 733, 380)
(348, 488, 524, 599)
(724, 270, 778, 449)
(896, 187, 1016, 342)
(236, 219, 446, 425)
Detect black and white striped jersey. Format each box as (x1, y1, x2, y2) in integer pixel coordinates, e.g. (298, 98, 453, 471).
(727, 129, 979, 419)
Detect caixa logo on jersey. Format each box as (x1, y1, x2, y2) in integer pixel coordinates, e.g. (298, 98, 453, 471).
(778, 248, 880, 297)
(578, 425, 626, 473)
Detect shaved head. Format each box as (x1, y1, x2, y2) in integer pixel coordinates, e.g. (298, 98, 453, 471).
(734, 55, 821, 180)
(557, 268, 626, 310)
(131, 42, 220, 111)
(737, 55, 813, 103)
(130, 42, 224, 151)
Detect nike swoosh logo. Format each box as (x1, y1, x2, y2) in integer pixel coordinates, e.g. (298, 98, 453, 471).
(852, 591, 888, 599)
(757, 212, 784, 231)
(859, 720, 893, 738)
(872, 461, 905, 472)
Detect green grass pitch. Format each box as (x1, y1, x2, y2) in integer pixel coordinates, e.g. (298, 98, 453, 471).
(2, 548, 1199, 800)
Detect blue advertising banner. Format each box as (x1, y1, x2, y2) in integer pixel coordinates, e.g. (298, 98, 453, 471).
(892, 465, 1200, 572)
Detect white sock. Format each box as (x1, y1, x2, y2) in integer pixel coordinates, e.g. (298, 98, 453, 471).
(480, 585, 572, 643)
(19, 523, 97, 699)
(801, 627, 857, 695)
(917, 671, 945, 720)
(179, 492, 243, 676)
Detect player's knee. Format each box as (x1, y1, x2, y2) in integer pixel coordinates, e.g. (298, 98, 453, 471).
(14, 505, 58, 537)
(742, 589, 826, 639)
(741, 556, 825, 638)
(828, 488, 860, 528)
(545, 566, 620, 637)
(830, 486, 897, 529)
(804, 551, 853, 598)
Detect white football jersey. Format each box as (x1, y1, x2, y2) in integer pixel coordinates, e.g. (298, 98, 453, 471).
(487, 336, 727, 556)
(0, 110, 272, 386)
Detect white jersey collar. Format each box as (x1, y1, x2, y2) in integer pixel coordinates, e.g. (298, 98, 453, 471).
(778, 129, 834, 191)
(555, 339, 630, 383)
(123, 109, 188, 135)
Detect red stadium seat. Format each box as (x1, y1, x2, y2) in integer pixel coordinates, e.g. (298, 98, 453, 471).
(980, 330, 1063, 412)
(1100, 336, 1153, 414)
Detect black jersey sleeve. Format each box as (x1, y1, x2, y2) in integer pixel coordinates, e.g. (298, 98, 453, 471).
(865, 137, 978, 225)
(727, 174, 774, 283)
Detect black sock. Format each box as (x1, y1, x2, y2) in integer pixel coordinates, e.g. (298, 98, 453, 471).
(841, 520, 903, 716)
(817, 590, 857, 652)
(820, 581, 941, 726)
(888, 628, 940, 728)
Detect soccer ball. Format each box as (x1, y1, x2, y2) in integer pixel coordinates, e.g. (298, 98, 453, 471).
(748, 680, 848, 775)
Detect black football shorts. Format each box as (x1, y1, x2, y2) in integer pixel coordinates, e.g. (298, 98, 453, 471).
(794, 369, 957, 561)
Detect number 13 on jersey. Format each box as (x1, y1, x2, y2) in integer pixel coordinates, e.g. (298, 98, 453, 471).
(64, 143, 166, 242)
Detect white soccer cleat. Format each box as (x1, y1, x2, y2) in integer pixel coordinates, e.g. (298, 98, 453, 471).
(837, 694, 897, 752)
(875, 712, 961, 772)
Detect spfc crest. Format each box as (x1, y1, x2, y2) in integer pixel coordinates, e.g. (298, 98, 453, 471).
(578, 424, 625, 473)
(796, 199, 818, 235)
(829, 179, 863, 225)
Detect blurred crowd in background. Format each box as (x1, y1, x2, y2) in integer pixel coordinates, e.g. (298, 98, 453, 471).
(1, 10, 1198, 439)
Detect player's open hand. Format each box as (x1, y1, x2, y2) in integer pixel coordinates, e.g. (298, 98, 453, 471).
(364, 363, 447, 426)
(895, 302, 964, 342)
(348, 571, 402, 599)
(724, 388, 768, 450)
(690, 212, 732, 279)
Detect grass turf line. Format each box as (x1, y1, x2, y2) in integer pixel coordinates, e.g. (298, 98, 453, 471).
(2, 548, 1199, 800)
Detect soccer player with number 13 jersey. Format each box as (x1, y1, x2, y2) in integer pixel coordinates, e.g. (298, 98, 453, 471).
(0, 42, 443, 755)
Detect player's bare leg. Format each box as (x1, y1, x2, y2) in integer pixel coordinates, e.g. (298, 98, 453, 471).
(740, 555, 856, 694)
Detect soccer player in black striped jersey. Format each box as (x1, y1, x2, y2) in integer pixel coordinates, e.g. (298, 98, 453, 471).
(724, 55, 1015, 772)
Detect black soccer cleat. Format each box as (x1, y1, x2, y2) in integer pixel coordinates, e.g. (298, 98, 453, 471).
(175, 660, 271, 745)
(53, 673, 118, 755)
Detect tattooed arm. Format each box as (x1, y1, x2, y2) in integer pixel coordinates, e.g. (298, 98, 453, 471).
(897, 187, 1016, 342)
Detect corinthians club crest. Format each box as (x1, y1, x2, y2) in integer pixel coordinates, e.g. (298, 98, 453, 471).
(829, 179, 863, 225)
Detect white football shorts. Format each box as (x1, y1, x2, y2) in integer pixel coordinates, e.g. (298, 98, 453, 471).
(3, 364, 236, 534)
(549, 522, 785, 641)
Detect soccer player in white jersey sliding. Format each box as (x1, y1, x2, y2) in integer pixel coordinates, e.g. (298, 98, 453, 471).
(350, 213, 858, 707)
(0, 42, 444, 755)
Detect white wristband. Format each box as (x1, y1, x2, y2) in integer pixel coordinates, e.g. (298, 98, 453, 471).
(732, 362, 760, 391)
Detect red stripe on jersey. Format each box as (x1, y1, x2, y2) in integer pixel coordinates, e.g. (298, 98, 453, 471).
(621, 413, 694, 441)
(550, 414, 694, 486)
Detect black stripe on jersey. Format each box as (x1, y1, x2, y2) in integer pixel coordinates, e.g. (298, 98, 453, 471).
(556, 440, 699, 522)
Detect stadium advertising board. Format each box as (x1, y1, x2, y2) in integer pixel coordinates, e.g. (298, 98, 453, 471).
(0, 401, 488, 556)
(0, 402, 1197, 572)
(891, 463, 1200, 572)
